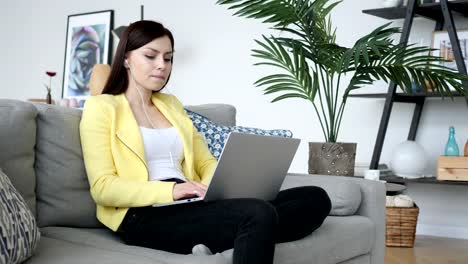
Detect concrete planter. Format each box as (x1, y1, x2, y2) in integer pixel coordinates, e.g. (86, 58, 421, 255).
(308, 142, 357, 176)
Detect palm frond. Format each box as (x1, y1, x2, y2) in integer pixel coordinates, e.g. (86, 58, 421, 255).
(252, 35, 317, 102)
(218, 0, 340, 54)
(340, 23, 398, 71)
(274, 37, 347, 72)
(343, 44, 468, 99)
(216, 0, 303, 27)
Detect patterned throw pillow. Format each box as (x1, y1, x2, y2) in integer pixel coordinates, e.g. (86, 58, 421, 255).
(185, 109, 293, 159)
(0, 168, 40, 264)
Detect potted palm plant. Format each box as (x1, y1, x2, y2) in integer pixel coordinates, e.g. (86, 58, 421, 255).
(217, 0, 468, 176)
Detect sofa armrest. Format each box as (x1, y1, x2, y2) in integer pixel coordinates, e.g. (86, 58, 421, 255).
(344, 176, 385, 264)
(284, 173, 385, 264)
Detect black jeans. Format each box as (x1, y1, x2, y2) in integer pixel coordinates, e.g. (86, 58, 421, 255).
(118, 185, 331, 264)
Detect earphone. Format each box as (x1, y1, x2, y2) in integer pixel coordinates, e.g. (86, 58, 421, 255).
(125, 58, 157, 129)
(125, 57, 177, 167)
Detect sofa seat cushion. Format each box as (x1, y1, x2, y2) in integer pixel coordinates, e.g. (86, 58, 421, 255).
(281, 174, 362, 216)
(0, 99, 37, 215)
(39, 227, 232, 264)
(25, 236, 175, 264)
(40, 215, 373, 264)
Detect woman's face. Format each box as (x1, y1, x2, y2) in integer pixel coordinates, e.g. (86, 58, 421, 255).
(125, 35, 173, 92)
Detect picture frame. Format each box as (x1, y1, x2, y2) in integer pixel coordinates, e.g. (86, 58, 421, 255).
(431, 29, 468, 72)
(62, 10, 113, 104)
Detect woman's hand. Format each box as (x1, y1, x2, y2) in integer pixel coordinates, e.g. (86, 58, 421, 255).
(172, 181, 207, 201)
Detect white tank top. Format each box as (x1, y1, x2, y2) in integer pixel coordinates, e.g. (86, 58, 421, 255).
(139, 126, 186, 182)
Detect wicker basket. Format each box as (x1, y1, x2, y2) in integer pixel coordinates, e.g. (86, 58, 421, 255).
(385, 203, 419, 247)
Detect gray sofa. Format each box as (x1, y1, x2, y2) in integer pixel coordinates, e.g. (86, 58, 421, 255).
(0, 99, 385, 264)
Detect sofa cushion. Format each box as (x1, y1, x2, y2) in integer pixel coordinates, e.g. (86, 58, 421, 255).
(274, 216, 374, 264)
(40, 227, 232, 264)
(40, 215, 373, 264)
(281, 174, 362, 216)
(34, 104, 102, 228)
(0, 99, 37, 215)
(25, 236, 173, 264)
(0, 168, 41, 263)
(185, 104, 236, 126)
(186, 109, 292, 159)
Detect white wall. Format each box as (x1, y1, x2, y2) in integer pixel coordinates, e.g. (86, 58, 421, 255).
(1, 0, 467, 239)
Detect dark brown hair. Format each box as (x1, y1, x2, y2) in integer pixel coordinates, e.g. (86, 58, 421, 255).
(101, 20, 174, 95)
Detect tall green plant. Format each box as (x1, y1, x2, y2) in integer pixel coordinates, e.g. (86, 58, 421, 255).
(217, 0, 468, 142)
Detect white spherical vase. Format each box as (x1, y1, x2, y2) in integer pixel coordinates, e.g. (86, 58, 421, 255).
(382, 0, 403, 8)
(390, 140, 428, 179)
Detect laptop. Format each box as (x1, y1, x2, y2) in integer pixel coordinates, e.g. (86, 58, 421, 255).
(152, 132, 300, 207)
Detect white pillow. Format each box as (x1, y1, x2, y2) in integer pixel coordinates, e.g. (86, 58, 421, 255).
(0, 168, 40, 263)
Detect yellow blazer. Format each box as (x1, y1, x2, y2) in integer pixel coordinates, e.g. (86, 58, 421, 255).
(80, 93, 217, 231)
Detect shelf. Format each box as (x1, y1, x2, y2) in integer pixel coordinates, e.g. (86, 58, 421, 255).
(363, 6, 407, 19)
(348, 92, 466, 102)
(349, 92, 466, 97)
(381, 175, 468, 185)
(363, 0, 468, 21)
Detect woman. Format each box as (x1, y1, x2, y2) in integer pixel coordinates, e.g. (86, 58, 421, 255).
(80, 20, 331, 264)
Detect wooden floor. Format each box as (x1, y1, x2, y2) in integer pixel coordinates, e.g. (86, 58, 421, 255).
(385, 235, 468, 264)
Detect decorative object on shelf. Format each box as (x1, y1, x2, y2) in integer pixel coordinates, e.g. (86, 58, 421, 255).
(382, 0, 403, 8)
(28, 98, 55, 104)
(58, 98, 70, 108)
(437, 156, 468, 181)
(432, 29, 468, 72)
(308, 142, 356, 176)
(57, 98, 81, 108)
(62, 10, 113, 101)
(364, 169, 380, 181)
(407, 80, 423, 93)
(424, 78, 436, 92)
(444, 126, 460, 156)
(390, 140, 428, 178)
(44, 71, 56, 104)
(217, 0, 468, 175)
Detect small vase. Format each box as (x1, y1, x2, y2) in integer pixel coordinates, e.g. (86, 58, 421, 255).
(46, 91, 52, 104)
(444, 126, 459, 156)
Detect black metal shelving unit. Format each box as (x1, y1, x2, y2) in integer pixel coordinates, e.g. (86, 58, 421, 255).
(355, 0, 468, 185)
(363, 0, 468, 20)
(378, 175, 468, 185)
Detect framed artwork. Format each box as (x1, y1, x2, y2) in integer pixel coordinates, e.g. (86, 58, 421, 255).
(431, 29, 468, 72)
(62, 10, 113, 104)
